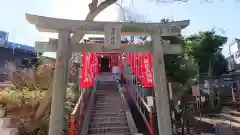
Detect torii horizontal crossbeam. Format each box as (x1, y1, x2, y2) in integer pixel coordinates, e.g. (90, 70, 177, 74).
(35, 42, 182, 54)
(25, 14, 189, 36)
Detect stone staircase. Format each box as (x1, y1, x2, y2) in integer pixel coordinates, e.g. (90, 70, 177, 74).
(87, 82, 132, 135)
(0, 117, 18, 135)
(220, 96, 234, 107)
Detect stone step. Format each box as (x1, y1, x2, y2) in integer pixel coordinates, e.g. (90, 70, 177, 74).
(92, 107, 125, 115)
(229, 110, 240, 117)
(96, 87, 117, 89)
(90, 121, 128, 128)
(95, 95, 119, 97)
(94, 103, 122, 107)
(92, 109, 125, 114)
(88, 126, 130, 134)
(94, 105, 123, 109)
(0, 128, 18, 135)
(220, 99, 234, 102)
(200, 133, 215, 135)
(91, 111, 125, 117)
(95, 98, 121, 103)
(95, 100, 121, 103)
(95, 90, 118, 93)
(96, 90, 117, 92)
(96, 93, 119, 95)
(220, 97, 234, 104)
(90, 120, 128, 125)
(95, 100, 121, 104)
(96, 91, 118, 93)
(89, 84, 131, 135)
(91, 117, 127, 124)
(95, 101, 122, 106)
(88, 132, 131, 135)
(96, 88, 117, 90)
(95, 101, 122, 105)
(96, 95, 120, 97)
(0, 118, 11, 128)
(95, 90, 120, 96)
(95, 97, 116, 100)
(95, 96, 120, 99)
(96, 87, 117, 90)
(93, 107, 124, 112)
(95, 102, 122, 106)
(91, 115, 126, 120)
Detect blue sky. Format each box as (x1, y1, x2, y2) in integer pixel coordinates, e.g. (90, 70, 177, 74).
(0, 0, 239, 57)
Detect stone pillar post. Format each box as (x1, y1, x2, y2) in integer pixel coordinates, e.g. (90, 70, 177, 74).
(48, 30, 70, 135)
(151, 34, 172, 135)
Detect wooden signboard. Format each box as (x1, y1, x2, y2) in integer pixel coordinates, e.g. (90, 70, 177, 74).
(192, 85, 200, 97)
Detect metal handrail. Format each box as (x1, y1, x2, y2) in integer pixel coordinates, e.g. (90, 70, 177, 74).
(79, 78, 97, 135)
(129, 83, 154, 135)
(69, 78, 97, 135)
(69, 90, 85, 135)
(123, 66, 154, 135)
(117, 83, 139, 135)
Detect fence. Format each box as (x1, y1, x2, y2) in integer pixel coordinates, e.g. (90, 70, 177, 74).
(69, 88, 91, 135)
(125, 77, 154, 135)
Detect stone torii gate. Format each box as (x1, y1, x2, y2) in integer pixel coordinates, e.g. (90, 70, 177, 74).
(25, 13, 189, 135)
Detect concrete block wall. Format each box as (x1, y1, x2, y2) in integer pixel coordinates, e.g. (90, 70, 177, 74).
(0, 118, 18, 135)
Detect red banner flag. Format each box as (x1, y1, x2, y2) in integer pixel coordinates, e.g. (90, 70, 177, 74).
(118, 53, 123, 73)
(142, 53, 154, 88)
(93, 53, 99, 75)
(131, 53, 136, 75)
(138, 54, 144, 85)
(80, 53, 93, 88)
(136, 53, 140, 77)
(89, 53, 95, 86)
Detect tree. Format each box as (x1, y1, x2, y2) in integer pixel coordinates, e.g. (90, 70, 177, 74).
(185, 30, 228, 76)
(165, 30, 228, 133)
(183, 30, 228, 112)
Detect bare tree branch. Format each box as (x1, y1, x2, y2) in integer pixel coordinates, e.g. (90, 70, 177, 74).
(88, 0, 99, 12)
(71, 0, 117, 42)
(116, 3, 149, 42)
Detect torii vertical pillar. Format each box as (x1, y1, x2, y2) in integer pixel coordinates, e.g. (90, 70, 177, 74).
(152, 34, 172, 135)
(48, 30, 71, 135)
